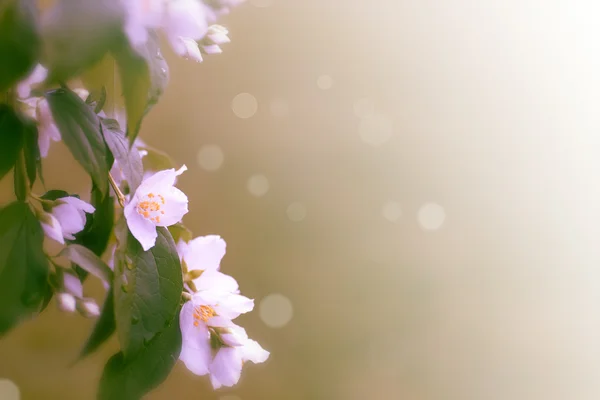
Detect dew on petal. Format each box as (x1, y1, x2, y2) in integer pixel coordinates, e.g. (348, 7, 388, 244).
(0, 379, 19, 400)
(353, 97, 375, 118)
(317, 75, 333, 90)
(382, 201, 402, 222)
(259, 293, 293, 328)
(247, 174, 269, 197)
(250, 0, 273, 7)
(232, 93, 258, 119)
(197, 144, 224, 171)
(269, 99, 289, 118)
(286, 202, 306, 222)
(358, 113, 393, 146)
(418, 202, 446, 231)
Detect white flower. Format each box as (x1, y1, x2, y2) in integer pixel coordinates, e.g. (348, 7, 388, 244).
(57, 270, 83, 313)
(16, 64, 47, 99)
(179, 291, 257, 377)
(209, 323, 269, 389)
(124, 165, 189, 251)
(178, 235, 239, 293)
(177, 235, 268, 388)
(16, 67, 89, 158)
(122, 0, 209, 60)
(41, 196, 95, 244)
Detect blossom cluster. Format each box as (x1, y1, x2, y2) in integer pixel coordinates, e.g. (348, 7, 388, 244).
(0, 0, 266, 396)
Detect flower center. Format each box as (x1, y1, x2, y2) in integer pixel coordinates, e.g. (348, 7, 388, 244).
(193, 305, 215, 326)
(136, 192, 166, 224)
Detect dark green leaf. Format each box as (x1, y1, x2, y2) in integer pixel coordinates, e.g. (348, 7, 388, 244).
(22, 120, 43, 187)
(112, 31, 168, 143)
(40, 189, 72, 201)
(101, 118, 143, 193)
(0, 202, 49, 335)
(98, 311, 181, 400)
(74, 184, 114, 257)
(114, 227, 183, 359)
(46, 88, 109, 197)
(79, 289, 115, 360)
(13, 152, 27, 201)
(0, 0, 40, 91)
(60, 244, 113, 283)
(43, 0, 123, 82)
(0, 104, 25, 180)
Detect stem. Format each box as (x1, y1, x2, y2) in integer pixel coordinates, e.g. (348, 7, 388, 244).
(108, 172, 126, 207)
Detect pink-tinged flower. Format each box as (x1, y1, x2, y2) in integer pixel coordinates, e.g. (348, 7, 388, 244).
(178, 235, 239, 293)
(40, 196, 95, 244)
(16, 64, 47, 99)
(209, 323, 269, 389)
(56, 270, 83, 313)
(179, 290, 256, 377)
(124, 165, 189, 251)
(18, 86, 89, 158)
(122, 0, 209, 60)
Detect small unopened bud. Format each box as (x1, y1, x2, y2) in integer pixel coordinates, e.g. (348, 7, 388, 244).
(206, 25, 230, 45)
(56, 293, 77, 313)
(78, 298, 100, 318)
(201, 44, 222, 55)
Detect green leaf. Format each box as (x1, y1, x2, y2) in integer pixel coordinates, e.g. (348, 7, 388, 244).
(0, 0, 40, 91)
(0, 202, 49, 335)
(40, 189, 72, 201)
(79, 289, 115, 360)
(114, 227, 183, 359)
(13, 151, 27, 201)
(98, 310, 181, 400)
(60, 244, 113, 283)
(0, 104, 25, 181)
(86, 86, 107, 114)
(22, 120, 43, 187)
(168, 223, 193, 245)
(101, 118, 143, 193)
(43, 0, 123, 82)
(46, 88, 110, 197)
(112, 31, 168, 143)
(74, 184, 114, 257)
(139, 143, 175, 172)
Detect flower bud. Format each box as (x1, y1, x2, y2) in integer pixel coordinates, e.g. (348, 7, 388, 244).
(56, 293, 77, 313)
(78, 298, 100, 318)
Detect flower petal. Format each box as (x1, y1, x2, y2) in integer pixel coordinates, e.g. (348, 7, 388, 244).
(241, 339, 269, 364)
(134, 165, 187, 198)
(180, 301, 212, 349)
(61, 196, 95, 214)
(63, 271, 83, 297)
(194, 270, 239, 294)
(125, 201, 158, 251)
(212, 293, 254, 320)
(41, 214, 64, 244)
(170, 36, 203, 62)
(183, 235, 226, 272)
(180, 344, 211, 376)
(154, 187, 188, 226)
(52, 203, 86, 239)
(209, 347, 242, 388)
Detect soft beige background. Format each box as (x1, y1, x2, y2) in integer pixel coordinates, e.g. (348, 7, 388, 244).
(2, 0, 600, 399)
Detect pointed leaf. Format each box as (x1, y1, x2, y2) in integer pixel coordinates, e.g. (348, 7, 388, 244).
(114, 227, 183, 359)
(79, 289, 115, 360)
(0, 0, 40, 91)
(113, 31, 168, 143)
(13, 151, 27, 201)
(101, 118, 143, 193)
(60, 244, 113, 283)
(0, 202, 49, 335)
(46, 88, 109, 197)
(0, 104, 25, 180)
(98, 311, 181, 400)
(22, 120, 43, 187)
